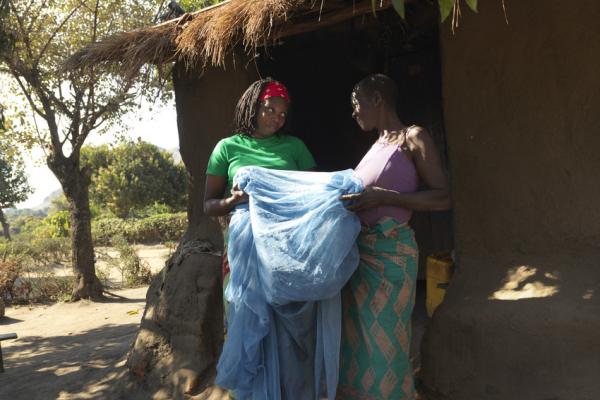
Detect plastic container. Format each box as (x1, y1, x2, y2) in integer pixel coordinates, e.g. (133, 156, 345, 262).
(426, 252, 454, 317)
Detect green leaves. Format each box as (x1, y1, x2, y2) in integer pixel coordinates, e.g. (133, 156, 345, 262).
(391, 0, 405, 19)
(465, 0, 478, 12)
(43, 211, 71, 238)
(438, 0, 478, 23)
(179, 0, 223, 11)
(0, 137, 31, 208)
(83, 140, 187, 218)
(438, 0, 454, 22)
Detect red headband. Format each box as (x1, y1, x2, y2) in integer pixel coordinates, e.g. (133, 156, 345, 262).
(259, 82, 290, 102)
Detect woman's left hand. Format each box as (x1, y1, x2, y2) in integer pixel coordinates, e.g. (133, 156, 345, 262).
(341, 186, 387, 212)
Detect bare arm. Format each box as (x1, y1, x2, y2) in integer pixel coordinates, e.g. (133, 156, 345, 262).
(343, 127, 452, 212)
(203, 175, 249, 216)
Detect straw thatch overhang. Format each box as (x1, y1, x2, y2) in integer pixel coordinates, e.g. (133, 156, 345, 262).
(66, 0, 411, 76)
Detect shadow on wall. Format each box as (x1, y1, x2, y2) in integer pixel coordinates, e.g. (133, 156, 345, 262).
(0, 323, 137, 400)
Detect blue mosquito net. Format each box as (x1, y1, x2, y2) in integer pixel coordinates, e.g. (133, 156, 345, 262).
(215, 166, 363, 400)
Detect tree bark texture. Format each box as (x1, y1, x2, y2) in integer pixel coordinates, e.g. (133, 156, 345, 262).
(47, 154, 102, 301)
(125, 237, 224, 399)
(0, 209, 10, 241)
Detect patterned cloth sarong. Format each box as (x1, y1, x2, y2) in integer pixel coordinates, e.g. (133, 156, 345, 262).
(338, 218, 418, 400)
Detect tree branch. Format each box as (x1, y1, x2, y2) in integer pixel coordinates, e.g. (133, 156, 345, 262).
(8, 0, 35, 60)
(60, 129, 70, 148)
(92, 0, 100, 43)
(75, 78, 134, 153)
(31, 112, 50, 156)
(46, 87, 75, 120)
(25, 0, 46, 32)
(34, 1, 85, 69)
(83, 0, 101, 128)
(11, 73, 46, 119)
(68, 87, 85, 150)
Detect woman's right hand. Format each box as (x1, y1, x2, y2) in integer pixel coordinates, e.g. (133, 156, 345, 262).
(228, 184, 249, 206)
(204, 175, 247, 216)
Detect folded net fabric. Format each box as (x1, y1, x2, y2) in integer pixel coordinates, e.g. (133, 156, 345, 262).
(216, 166, 363, 400)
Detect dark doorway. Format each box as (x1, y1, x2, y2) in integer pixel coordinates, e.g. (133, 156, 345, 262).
(257, 5, 453, 281)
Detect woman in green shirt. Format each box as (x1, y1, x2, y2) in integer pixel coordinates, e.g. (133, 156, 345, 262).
(204, 78, 316, 216)
(204, 78, 316, 318)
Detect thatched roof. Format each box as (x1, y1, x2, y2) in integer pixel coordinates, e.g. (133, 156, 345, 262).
(66, 0, 399, 75)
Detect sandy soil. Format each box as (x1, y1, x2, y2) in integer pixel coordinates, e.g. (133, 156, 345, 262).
(95, 244, 174, 284)
(0, 244, 172, 400)
(0, 287, 147, 400)
(99, 243, 173, 273)
(44, 244, 174, 284)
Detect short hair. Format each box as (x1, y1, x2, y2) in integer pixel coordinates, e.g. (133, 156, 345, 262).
(354, 74, 399, 108)
(232, 77, 290, 136)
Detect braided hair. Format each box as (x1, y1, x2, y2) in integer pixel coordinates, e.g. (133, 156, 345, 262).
(232, 77, 290, 136)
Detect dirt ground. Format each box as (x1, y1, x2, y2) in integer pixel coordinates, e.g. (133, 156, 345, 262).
(0, 242, 430, 400)
(0, 244, 172, 400)
(0, 286, 147, 400)
(48, 244, 173, 284)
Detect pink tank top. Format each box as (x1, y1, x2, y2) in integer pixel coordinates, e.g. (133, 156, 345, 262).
(354, 139, 419, 227)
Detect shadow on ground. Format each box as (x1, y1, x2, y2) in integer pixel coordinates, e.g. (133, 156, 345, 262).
(98, 293, 147, 304)
(0, 282, 429, 400)
(0, 323, 136, 400)
(0, 316, 23, 325)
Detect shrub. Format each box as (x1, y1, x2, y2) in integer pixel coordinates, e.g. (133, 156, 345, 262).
(0, 237, 70, 266)
(26, 268, 74, 302)
(0, 258, 23, 301)
(131, 202, 174, 219)
(43, 210, 71, 238)
(92, 217, 131, 246)
(0, 237, 72, 303)
(9, 215, 45, 236)
(30, 237, 71, 264)
(129, 213, 187, 243)
(94, 262, 113, 289)
(92, 212, 187, 245)
(110, 235, 152, 287)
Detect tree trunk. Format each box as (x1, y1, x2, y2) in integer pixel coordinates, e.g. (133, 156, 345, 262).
(48, 154, 103, 301)
(0, 208, 10, 241)
(68, 180, 102, 300)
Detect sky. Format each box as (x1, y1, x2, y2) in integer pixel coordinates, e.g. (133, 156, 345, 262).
(17, 101, 180, 209)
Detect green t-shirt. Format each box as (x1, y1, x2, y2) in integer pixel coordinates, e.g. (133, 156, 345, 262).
(206, 134, 316, 193)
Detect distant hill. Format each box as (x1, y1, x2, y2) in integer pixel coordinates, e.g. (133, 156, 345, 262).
(4, 207, 47, 219)
(5, 189, 61, 219)
(37, 189, 62, 210)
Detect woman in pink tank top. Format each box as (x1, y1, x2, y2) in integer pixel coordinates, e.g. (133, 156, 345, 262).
(337, 74, 451, 400)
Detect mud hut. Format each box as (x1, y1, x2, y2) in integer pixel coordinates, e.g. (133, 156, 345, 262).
(67, 0, 600, 399)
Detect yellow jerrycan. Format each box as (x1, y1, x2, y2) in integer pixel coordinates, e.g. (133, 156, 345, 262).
(426, 252, 454, 317)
